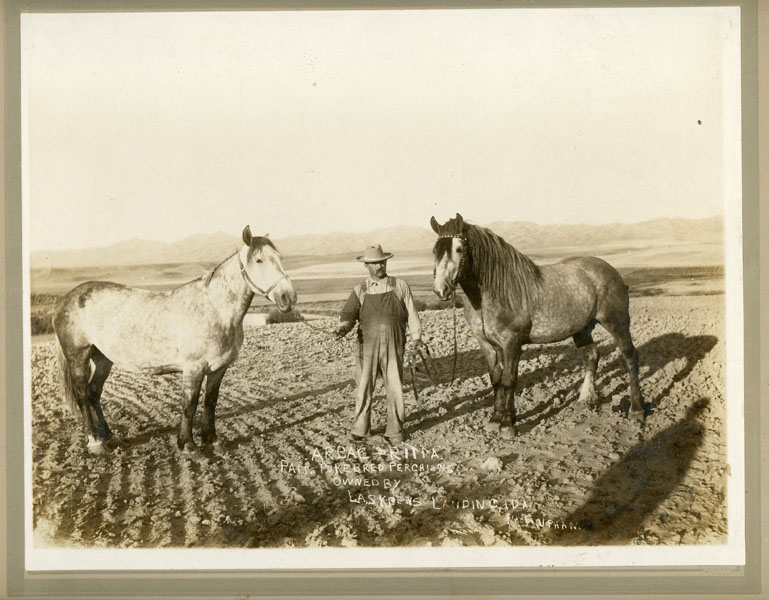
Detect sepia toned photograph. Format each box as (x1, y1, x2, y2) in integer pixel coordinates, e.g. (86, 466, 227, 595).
(21, 6, 744, 570)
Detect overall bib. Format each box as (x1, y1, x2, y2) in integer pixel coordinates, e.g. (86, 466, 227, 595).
(352, 289, 407, 438)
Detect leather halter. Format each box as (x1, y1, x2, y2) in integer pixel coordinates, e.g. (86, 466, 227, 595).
(238, 252, 290, 300)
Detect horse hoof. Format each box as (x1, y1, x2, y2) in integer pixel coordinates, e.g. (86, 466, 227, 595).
(105, 436, 129, 451)
(87, 441, 106, 455)
(86, 435, 106, 455)
(181, 444, 204, 458)
(628, 407, 646, 421)
(499, 426, 516, 439)
(484, 422, 501, 433)
(211, 441, 225, 454)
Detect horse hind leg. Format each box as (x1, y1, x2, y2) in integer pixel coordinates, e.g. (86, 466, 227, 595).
(599, 316, 645, 419)
(87, 347, 127, 451)
(573, 323, 600, 408)
(58, 342, 106, 454)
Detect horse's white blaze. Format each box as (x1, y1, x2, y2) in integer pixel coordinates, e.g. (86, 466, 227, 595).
(433, 238, 462, 299)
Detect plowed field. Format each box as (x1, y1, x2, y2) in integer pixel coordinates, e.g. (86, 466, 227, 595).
(30, 294, 728, 548)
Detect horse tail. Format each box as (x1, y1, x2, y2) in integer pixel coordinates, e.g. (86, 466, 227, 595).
(55, 334, 80, 418)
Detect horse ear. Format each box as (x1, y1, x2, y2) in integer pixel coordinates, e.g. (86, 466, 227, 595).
(454, 213, 464, 232)
(242, 226, 253, 246)
(430, 216, 441, 234)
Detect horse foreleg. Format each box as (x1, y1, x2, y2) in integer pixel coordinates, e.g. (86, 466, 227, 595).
(478, 340, 503, 432)
(177, 370, 204, 454)
(202, 367, 227, 452)
(498, 344, 521, 439)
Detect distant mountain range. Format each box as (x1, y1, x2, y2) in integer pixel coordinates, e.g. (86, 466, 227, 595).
(30, 217, 723, 269)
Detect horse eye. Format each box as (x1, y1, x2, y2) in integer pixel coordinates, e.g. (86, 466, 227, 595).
(456, 247, 463, 254)
(256, 259, 263, 264)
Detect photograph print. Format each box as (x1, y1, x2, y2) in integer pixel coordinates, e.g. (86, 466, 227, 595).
(22, 6, 745, 570)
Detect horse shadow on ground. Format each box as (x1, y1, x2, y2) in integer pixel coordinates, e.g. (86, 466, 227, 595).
(550, 398, 708, 545)
(597, 333, 718, 412)
(407, 332, 718, 435)
(252, 400, 708, 549)
(118, 332, 717, 450)
(403, 347, 584, 436)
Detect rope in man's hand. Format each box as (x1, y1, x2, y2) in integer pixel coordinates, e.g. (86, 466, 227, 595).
(294, 312, 350, 343)
(407, 341, 439, 403)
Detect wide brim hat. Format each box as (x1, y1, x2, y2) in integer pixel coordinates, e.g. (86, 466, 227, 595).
(356, 244, 394, 263)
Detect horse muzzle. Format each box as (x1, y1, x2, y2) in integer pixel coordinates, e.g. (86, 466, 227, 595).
(433, 279, 456, 301)
(271, 281, 297, 313)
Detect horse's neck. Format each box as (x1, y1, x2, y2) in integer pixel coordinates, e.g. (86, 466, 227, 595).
(206, 253, 254, 324)
(458, 271, 483, 310)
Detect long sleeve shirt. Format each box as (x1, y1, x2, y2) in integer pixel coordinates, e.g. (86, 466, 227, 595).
(338, 276, 422, 341)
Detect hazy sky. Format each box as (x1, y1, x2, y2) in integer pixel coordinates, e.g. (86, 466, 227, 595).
(22, 7, 740, 251)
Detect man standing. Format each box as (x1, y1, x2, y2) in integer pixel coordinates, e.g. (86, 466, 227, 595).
(335, 244, 424, 444)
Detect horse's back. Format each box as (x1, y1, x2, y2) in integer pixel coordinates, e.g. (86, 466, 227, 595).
(54, 281, 186, 368)
(54, 281, 132, 343)
(55, 281, 159, 331)
(558, 256, 627, 290)
(528, 256, 628, 343)
(556, 256, 630, 321)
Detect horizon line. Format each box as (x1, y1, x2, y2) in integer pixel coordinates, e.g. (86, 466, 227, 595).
(30, 214, 724, 254)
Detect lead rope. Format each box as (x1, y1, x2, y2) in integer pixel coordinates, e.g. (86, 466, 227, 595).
(450, 288, 458, 384)
(294, 311, 329, 333)
(410, 360, 419, 404)
(409, 342, 438, 404)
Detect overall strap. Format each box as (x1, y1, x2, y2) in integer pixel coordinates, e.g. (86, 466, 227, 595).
(355, 279, 368, 308)
(357, 276, 404, 309)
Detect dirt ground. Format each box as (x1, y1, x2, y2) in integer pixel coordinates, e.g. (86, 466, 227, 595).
(30, 293, 728, 548)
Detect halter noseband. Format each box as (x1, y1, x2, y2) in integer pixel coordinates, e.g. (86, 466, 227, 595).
(238, 252, 290, 300)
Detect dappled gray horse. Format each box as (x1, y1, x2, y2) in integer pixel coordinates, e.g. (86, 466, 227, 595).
(53, 226, 296, 455)
(431, 214, 645, 438)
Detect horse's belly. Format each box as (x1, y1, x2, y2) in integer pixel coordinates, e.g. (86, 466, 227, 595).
(529, 309, 594, 344)
(207, 347, 239, 372)
(529, 325, 581, 345)
(94, 340, 184, 373)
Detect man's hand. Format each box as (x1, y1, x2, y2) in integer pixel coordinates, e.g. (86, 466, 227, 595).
(333, 326, 347, 339)
(406, 339, 426, 363)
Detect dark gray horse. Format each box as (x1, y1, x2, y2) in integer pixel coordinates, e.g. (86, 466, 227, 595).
(431, 214, 645, 438)
(53, 226, 296, 455)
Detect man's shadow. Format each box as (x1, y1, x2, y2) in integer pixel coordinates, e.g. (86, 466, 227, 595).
(551, 398, 709, 545)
